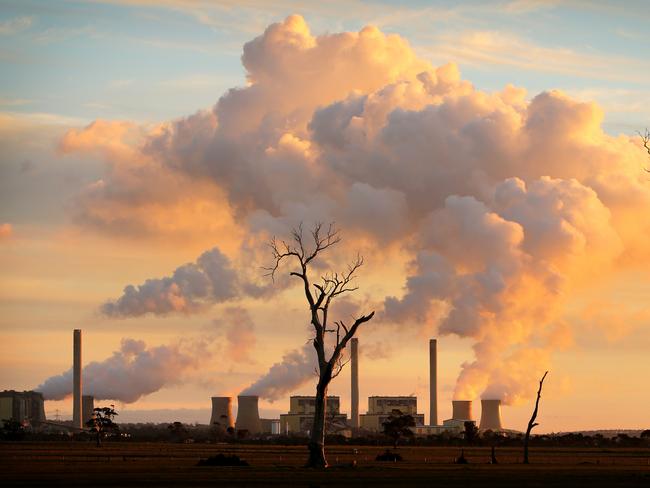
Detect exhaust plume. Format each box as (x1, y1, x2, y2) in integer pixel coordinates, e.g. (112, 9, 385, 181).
(59, 15, 650, 406)
(240, 342, 315, 401)
(36, 338, 205, 403)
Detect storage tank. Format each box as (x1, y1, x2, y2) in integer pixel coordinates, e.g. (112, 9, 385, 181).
(235, 395, 261, 434)
(210, 396, 234, 429)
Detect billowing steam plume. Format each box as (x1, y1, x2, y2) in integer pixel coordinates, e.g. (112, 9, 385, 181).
(36, 338, 205, 403)
(240, 342, 315, 401)
(61, 15, 650, 404)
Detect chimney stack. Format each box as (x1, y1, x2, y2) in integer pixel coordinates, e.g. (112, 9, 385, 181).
(72, 329, 83, 429)
(479, 399, 504, 431)
(82, 395, 94, 426)
(210, 396, 234, 429)
(452, 400, 473, 420)
(350, 338, 359, 429)
(235, 395, 261, 434)
(429, 339, 437, 426)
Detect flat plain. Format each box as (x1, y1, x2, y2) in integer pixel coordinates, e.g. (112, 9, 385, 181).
(1, 442, 649, 487)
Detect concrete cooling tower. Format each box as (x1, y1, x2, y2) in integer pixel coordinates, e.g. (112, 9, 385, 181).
(452, 400, 473, 420)
(210, 396, 234, 429)
(479, 399, 504, 430)
(235, 395, 261, 434)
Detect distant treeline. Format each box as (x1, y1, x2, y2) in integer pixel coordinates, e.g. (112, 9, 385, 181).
(3, 420, 649, 448)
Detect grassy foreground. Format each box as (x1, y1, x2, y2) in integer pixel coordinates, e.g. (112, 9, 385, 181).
(1, 442, 649, 487)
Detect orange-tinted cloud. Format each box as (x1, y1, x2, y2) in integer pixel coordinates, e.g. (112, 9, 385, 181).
(58, 15, 650, 405)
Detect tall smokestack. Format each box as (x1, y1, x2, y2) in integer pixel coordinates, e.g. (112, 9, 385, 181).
(452, 400, 473, 420)
(479, 399, 504, 431)
(82, 395, 94, 426)
(73, 329, 83, 429)
(210, 396, 234, 429)
(429, 338, 437, 426)
(235, 395, 261, 434)
(350, 338, 359, 429)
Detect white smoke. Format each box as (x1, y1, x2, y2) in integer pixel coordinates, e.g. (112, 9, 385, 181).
(240, 342, 316, 401)
(59, 15, 650, 405)
(101, 247, 263, 317)
(36, 338, 206, 403)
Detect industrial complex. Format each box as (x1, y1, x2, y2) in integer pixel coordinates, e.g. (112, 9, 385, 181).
(2, 331, 506, 436)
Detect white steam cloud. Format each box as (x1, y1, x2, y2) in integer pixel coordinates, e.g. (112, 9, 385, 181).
(36, 338, 206, 403)
(61, 15, 650, 405)
(240, 342, 315, 401)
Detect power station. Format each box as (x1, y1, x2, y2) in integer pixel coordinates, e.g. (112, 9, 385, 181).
(12, 330, 509, 437)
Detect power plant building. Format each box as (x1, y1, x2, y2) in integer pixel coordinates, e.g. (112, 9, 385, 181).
(0, 390, 46, 426)
(280, 396, 347, 434)
(359, 396, 425, 432)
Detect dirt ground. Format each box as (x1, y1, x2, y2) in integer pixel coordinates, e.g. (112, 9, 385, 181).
(1, 442, 649, 487)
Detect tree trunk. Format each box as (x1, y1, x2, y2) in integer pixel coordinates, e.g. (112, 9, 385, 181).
(96, 431, 101, 447)
(523, 371, 548, 464)
(306, 379, 329, 468)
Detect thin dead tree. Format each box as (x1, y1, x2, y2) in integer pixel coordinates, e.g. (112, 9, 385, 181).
(265, 222, 374, 468)
(640, 128, 650, 172)
(523, 371, 548, 464)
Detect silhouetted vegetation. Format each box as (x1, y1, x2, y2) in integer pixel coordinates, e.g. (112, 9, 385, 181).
(375, 449, 403, 461)
(382, 409, 415, 448)
(524, 371, 548, 464)
(0, 418, 26, 440)
(197, 453, 249, 467)
(86, 405, 119, 447)
(265, 223, 375, 468)
(463, 421, 479, 445)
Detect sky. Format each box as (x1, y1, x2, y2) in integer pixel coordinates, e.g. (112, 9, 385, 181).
(1, 0, 649, 433)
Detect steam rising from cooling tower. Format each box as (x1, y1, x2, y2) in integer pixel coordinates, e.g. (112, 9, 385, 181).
(235, 395, 261, 434)
(479, 399, 504, 431)
(210, 396, 234, 429)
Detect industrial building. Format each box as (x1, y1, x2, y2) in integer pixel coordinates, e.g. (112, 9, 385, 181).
(359, 396, 425, 432)
(280, 396, 348, 434)
(0, 390, 46, 426)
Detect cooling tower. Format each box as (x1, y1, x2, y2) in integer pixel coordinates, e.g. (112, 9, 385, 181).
(350, 338, 359, 429)
(452, 400, 473, 420)
(479, 399, 504, 431)
(82, 395, 94, 426)
(210, 396, 234, 429)
(72, 329, 83, 429)
(235, 395, 261, 434)
(429, 339, 437, 426)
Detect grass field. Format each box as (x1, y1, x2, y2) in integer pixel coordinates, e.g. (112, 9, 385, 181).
(1, 442, 649, 487)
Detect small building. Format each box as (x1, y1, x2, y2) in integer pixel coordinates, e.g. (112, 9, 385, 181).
(260, 418, 280, 435)
(0, 390, 46, 426)
(359, 396, 425, 432)
(280, 396, 348, 435)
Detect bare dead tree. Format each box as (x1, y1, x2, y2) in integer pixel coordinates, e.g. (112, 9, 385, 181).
(640, 128, 650, 172)
(523, 371, 548, 464)
(265, 222, 374, 468)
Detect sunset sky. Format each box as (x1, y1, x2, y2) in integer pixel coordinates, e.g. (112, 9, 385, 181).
(1, 0, 649, 433)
